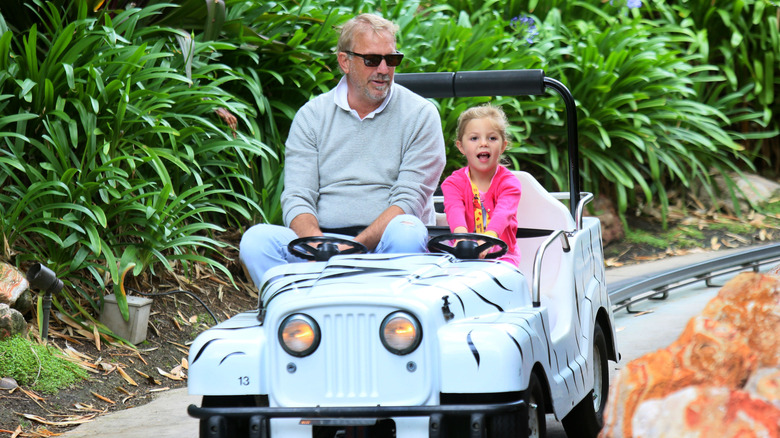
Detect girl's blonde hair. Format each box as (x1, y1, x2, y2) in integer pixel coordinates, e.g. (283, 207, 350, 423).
(455, 104, 509, 144)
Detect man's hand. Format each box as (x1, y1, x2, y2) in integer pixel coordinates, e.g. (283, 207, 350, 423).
(290, 214, 355, 253)
(354, 205, 405, 251)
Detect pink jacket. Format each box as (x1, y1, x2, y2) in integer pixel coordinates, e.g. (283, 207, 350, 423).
(441, 166, 522, 266)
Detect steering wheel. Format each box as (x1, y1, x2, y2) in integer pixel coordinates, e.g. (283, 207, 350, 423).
(427, 233, 508, 260)
(288, 236, 368, 262)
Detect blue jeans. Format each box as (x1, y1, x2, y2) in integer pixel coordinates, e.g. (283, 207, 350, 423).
(239, 214, 428, 286)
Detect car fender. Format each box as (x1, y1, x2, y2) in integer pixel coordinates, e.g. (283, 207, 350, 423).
(188, 312, 266, 396)
(437, 310, 550, 395)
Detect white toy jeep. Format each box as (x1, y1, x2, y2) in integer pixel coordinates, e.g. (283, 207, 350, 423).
(187, 70, 619, 438)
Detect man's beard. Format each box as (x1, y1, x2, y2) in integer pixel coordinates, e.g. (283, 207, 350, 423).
(362, 73, 391, 102)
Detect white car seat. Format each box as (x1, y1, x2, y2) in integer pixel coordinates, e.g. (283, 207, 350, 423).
(512, 171, 574, 279)
(513, 171, 576, 333)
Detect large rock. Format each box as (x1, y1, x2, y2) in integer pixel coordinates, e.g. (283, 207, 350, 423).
(700, 272, 780, 366)
(0, 262, 31, 313)
(632, 386, 780, 437)
(600, 272, 780, 437)
(707, 172, 780, 214)
(601, 316, 758, 437)
(744, 367, 780, 410)
(0, 303, 26, 340)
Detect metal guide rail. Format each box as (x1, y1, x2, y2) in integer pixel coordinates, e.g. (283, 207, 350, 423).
(607, 242, 780, 312)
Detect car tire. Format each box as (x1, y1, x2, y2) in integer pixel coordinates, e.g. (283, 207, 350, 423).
(561, 323, 609, 438)
(489, 372, 546, 438)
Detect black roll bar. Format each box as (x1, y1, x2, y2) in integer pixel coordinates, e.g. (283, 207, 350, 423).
(395, 70, 581, 218)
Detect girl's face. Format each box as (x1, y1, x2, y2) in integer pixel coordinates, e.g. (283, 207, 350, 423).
(456, 117, 508, 177)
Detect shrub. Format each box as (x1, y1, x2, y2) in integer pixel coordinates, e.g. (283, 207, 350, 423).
(393, 0, 774, 223)
(648, 0, 780, 175)
(0, 1, 268, 324)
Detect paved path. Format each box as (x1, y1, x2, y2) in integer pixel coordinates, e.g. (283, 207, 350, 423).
(63, 247, 775, 437)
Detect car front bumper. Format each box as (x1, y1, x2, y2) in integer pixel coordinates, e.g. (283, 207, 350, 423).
(188, 399, 528, 438)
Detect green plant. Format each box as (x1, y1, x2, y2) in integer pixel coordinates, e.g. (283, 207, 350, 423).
(709, 221, 755, 235)
(664, 227, 706, 249)
(214, 0, 349, 224)
(0, 1, 269, 325)
(624, 228, 668, 249)
(517, 6, 770, 224)
(648, 0, 780, 174)
(1, 0, 778, 338)
(0, 335, 87, 393)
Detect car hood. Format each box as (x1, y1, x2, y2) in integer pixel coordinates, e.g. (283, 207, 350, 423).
(258, 253, 531, 316)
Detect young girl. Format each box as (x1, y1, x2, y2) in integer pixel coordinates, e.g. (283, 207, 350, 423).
(441, 104, 522, 266)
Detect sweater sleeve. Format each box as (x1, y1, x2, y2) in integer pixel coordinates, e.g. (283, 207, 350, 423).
(281, 99, 322, 227)
(442, 169, 470, 232)
(485, 169, 522, 236)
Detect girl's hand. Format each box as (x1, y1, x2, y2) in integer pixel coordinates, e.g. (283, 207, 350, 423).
(478, 231, 499, 259)
(450, 226, 469, 246)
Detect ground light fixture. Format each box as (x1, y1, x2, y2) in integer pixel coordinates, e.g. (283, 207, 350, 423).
(26, 263, 63, 341)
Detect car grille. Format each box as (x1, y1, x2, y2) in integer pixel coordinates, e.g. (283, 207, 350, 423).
(322, 310, 380, 400)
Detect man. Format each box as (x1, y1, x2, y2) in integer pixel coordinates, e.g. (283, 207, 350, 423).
(239, 13, 446, 286)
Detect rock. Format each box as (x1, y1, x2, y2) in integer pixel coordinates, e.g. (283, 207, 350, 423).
(710, 172, 780, 214)
(12, 289, 33, 314)
(0, 303, 26, 340)
(600, 272, 780, 438)
(700, 272, 780, 367)
(0, 262, 29, 309)
(587, 196, 624, 246)
(732, 173, 780, 205)
(601, 316, 757, 438)
(632, 386, 780, 438)
(0, 377, 18, 390)
(744, 367, 780, 410)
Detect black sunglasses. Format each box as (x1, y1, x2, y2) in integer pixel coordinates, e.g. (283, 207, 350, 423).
(345, 51, 404, 67)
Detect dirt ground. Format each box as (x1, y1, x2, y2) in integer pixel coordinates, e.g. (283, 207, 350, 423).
(0, 230, 256, 437)
(1, 213, 779, 437)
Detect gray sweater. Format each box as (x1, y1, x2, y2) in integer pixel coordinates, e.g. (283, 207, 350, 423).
(281, 82, 446, 229)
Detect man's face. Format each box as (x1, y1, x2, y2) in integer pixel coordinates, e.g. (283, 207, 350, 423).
(339, 29, 397, 107)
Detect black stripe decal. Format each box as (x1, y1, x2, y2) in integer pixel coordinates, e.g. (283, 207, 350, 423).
(489, 274, 512, 291)
(506, 331, 524, 363)
(467, 331, 480, 367)
(566, 351, 581, 393)
(454, 293, 465, 313)
(219, 351, 246, 365)
(540, 312, 552, 368)
(468, 286, 504, 312)
(191, 338, 219, 364)
(556, 349, 570, 393)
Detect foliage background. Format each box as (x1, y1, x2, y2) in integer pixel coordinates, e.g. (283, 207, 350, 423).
(0, 0, 777, 336)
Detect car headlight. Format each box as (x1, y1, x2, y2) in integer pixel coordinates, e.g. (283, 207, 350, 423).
(279, 314, 320, 357)
(380, 312, 422, 355)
